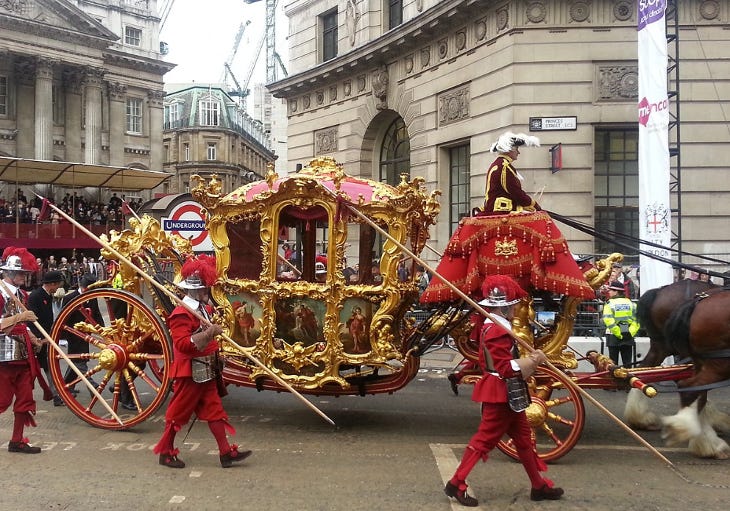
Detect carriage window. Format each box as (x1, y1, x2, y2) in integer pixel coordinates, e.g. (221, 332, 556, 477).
(344, 221, 381, 285)
(226, 220, 264, 280)
(276, 205, 330, 283)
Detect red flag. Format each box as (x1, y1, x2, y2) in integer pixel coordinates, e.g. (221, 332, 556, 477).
(121, 200, 132, 216)
(37, 198, 50, 222)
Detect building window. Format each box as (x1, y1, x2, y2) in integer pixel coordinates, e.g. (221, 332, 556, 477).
(199, 100, 220, 126)
(52, 84, 64, 124)
(126, 97, 143, 134)
(0, 76, 7, 116)
(183, 143, 190, 161)
(449, 144, 471, 234)
(387, 0, 403, 29)
(207, 142, 217, 160)
(321, 9, 338, 62)
(125, 26, 142, 46)
(379, 117, 410, 185)
(164, 102, 179, 129)
(594, 128, 639, 258)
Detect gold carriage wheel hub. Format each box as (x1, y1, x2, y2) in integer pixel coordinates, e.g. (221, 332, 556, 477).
(98, 348, 119, 370)
(524, 398, 547, 428)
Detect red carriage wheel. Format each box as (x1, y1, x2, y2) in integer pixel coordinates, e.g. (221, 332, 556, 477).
(496, 365, 585, 463)
(48, 288, 173, 430)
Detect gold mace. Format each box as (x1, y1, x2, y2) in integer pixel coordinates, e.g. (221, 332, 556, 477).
(0, 279, 124, 425)
(324, 186, 677, 470)
(36, 194, 335, 427)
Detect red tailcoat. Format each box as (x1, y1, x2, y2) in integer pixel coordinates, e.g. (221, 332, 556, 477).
(471, 319, 521, 403)
(163, 302, 227, 424)
(483, 155, 539, 213)
(167, 303, 218, 378)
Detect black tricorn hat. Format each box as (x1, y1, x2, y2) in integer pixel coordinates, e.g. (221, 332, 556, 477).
(42, 270, 65, 284)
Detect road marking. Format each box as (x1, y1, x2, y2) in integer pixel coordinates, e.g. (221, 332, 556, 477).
(430, 444, 486, 510)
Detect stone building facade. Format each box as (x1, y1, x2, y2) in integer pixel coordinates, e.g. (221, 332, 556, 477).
(269, 0, 730, 272)
(0, 0, 172, 198)
(162, 85, 276, 194)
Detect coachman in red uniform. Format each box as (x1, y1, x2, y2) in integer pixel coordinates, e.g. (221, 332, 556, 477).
(0, 247, 50, 454)
(444, 275, 564, 506)
(154, 255, 251, 469)
(481, 131, 541, 214)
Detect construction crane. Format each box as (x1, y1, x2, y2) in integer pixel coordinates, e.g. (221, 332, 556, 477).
(243, 0, 282, 83)
(220, 20, 251, 88)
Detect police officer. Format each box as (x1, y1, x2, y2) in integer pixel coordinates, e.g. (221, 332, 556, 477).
(602, 281, 640, 367)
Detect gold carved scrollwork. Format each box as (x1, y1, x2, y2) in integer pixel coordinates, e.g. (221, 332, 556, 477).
(190, 174, 222, 210)
(101, 214, 193, 295)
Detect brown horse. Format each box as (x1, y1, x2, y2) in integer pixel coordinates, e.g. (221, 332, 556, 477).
(625, 280, 730, 459)
(658, 289, 730, 458)
(624, 279, 730, 458)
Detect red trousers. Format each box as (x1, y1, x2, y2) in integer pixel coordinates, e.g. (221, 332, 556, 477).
(451, 402, 547, 490)
(0, 363, 35, 415)
(164, 377, 228, 424)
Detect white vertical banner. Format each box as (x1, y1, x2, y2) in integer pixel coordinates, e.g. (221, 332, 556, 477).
(638, 0, 673, 293)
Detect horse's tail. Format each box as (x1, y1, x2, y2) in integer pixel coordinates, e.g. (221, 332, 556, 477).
(663, 298, 698, 355)
(636, 287, 660, 335)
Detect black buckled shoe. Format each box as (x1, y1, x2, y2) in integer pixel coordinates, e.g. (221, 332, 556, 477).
(8, 441, 41, 454)
(447, 374, 459, 395)
(444, 481, 478, 507)
(159, 453, 186, 469)
(220, 446, 252, 468)
(530, 484, 564, 501)
(53, 396, 65, 407)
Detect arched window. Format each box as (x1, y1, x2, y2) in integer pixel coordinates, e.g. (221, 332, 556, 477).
(379, 117, 410, 185)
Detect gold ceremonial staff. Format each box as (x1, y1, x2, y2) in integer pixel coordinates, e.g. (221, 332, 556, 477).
(0, 279, 124, 425)
(322, 185, 678, 470)
(36, 194, 336, 427)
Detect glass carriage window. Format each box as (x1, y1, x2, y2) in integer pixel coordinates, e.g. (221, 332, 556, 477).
(276, 205, 330, 283)
(226, 220, 264, 280)
(343, 221, 382, 285)
(594, 128, 639, 258)
(379, 117, 410, 186)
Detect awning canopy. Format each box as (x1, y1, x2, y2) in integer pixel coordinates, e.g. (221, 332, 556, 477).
(0, 157, 171, 191)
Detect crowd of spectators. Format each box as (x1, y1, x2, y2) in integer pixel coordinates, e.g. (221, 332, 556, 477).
(27, 253, 107, 291)
(1, 189, 144, 226)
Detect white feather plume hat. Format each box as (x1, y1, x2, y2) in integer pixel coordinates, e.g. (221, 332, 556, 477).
(490, 131, 540, 153)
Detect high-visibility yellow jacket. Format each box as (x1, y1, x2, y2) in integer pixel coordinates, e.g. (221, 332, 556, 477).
(602, 297, 639, 338)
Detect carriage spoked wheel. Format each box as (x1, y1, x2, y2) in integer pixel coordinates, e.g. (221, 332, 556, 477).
(496, 365, 585, 463)
(48, 288, 173, 430)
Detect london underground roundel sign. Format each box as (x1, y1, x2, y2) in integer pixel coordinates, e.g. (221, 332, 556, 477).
(162, 201, 212, 252)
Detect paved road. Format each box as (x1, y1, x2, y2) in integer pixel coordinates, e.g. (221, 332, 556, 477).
(1, 348, 728, 511)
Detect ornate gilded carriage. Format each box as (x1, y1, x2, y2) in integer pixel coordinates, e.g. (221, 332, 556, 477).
(196, 157, 440, 393)
(48, 157, 440, 429)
